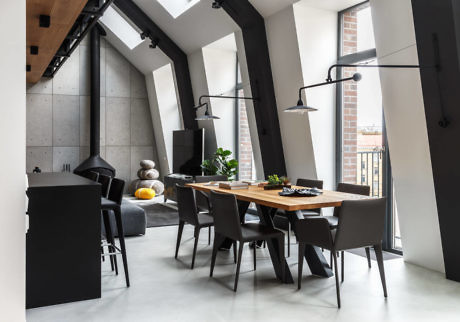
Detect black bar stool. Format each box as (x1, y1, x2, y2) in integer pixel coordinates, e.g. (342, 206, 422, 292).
(101, 178, 130, 287)
(98, 174, 117, 272)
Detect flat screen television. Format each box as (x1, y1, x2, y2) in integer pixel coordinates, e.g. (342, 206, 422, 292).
(173, 129, 204, 175)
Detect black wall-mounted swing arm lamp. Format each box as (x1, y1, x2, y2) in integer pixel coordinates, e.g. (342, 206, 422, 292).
(193, 94, 259, 121)
(285, 73, 362, 112)
(325, 61, 449, 128)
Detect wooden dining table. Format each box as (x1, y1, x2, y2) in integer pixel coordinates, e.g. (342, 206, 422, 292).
(187, 182, 372, 284)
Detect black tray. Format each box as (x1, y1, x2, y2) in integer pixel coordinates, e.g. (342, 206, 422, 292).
(278, 187, 323, 197)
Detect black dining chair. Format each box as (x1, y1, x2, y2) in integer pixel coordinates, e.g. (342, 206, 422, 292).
(80, 171, 100, 182)
(194, 175, 227, 212)
(175, 185, 215, 269)
(101, 178, 130, 287)
(273, 178, 324, 257)
(210, 191, 285, 292)
(98, 174, 117, 270)
(319, 183, 371, 267)
(296, 198, 388, 308)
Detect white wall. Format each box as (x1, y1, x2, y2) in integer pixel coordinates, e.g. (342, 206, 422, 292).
(146, 64, 183, 175)
(293, 3, 338, 191)
(265, 6, 317, 182)
(0, 0, 26, 320)
(370, 0, 444, 272)
(202, 45, 237, 154)
(188, 49, 217, 158)
(235, 31, 264, 179)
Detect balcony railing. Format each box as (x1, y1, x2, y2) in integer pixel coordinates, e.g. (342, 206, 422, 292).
(357, 150, 383, 197)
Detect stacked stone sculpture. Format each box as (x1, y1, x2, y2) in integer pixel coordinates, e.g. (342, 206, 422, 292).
(129, 160, 164, 196)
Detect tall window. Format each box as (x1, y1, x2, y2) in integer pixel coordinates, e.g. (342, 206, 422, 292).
(338, 2, 401, 252)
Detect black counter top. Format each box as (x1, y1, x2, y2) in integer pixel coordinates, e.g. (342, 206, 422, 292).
(28, 172, 100, 188)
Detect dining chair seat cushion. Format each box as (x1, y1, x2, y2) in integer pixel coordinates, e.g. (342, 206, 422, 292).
(240, 223, 284, 242)
(197, 212, 214, 227)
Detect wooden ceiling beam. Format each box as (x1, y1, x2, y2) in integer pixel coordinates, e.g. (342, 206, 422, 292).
(26, 0, 88, 83)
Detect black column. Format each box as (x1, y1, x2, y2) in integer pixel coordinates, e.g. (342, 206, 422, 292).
(90, 26, 101, 157)
(219, 1, 287, 177)
(412, 0, 460, 282)
(114, 0, 198, 130)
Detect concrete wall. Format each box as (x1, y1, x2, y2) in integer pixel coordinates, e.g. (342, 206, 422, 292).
(0, 0, 26, 320)
(370, 0, 444, 272)
(26, 36, 159, 185)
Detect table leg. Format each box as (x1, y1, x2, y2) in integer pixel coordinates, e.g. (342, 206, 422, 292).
(287, 210, 333, 278)
(257, 205, 294, 284)
(219, 200, 251, 250)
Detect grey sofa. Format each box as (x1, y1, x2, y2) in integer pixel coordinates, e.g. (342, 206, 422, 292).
(102, 199, 146, 237)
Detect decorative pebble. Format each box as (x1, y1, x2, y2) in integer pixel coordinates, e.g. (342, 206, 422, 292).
(140, 160, 155, 170)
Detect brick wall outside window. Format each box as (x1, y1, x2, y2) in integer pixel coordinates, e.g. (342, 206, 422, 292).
(342, 11, 358, 184)
(238, 89, 254, 181)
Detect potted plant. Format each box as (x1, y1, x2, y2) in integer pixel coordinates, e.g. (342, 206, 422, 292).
(264, 174, 291, 190)
(201, 147, 238, 180)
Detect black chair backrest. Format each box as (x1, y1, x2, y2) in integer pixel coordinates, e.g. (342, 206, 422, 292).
(108, 178, 125, 205)
(210, 191, 242, 241)
(176, 185, 199, 226)
(194, 175, 228, 210)
(334, 198, 386, 250)
(296, 178, 323, 189)
(98, 174, 112, 198)
(81, 171, 99, 182)
(333, 183, 370, 217)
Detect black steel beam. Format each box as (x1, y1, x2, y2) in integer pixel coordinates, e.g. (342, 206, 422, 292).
(113, 0, 198, 130)
(218, 1, 287, 177)
(412, 0, 460, 282)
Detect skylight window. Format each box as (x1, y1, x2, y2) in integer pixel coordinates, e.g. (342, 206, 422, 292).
(99, 6, 144, 50)
(157, 0, 200, 19)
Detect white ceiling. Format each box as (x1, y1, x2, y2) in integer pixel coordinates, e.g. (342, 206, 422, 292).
(104, 0, 365, 75)
(296, 0, 364, 12)
(104, 25, 170, 75)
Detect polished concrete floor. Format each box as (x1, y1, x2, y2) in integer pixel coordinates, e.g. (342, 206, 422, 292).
(27, 225, 460, 322)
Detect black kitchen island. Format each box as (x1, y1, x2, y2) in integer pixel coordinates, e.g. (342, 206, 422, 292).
(26, 173, 101, 309)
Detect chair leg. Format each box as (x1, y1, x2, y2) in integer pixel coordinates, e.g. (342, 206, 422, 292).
(365, 247, 372, 268)
(332, 251, 341, 308)
(210, 233, 220, 277)
(191, 227, 200, 269)
(341, 251, 345, 283)
(374, 244, 388, 297)
(114, 207, 130, 287)
(253, 241, 256, 271)
(101, 246, 105, 262)
(298, 242, 306, 290)
(287, 223, 291, 258)
(102, 210, 117, 274)
(208, 226, 211, 245)
(330, 251, 333, 269)
(234, 242, 244, 292)
(175, 220, 185, 259)
(233, 241, 237, 264)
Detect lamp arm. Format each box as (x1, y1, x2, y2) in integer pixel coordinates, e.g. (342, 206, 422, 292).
(298, 75, 357, 101)
(198, 94, 259, 106)
(326, 63, 425, 82)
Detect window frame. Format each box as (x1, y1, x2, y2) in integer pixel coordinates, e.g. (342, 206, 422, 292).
(336, 1, 402, 255)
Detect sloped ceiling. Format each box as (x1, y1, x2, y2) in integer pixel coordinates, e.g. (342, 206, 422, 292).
(104, 0, 363, 75)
